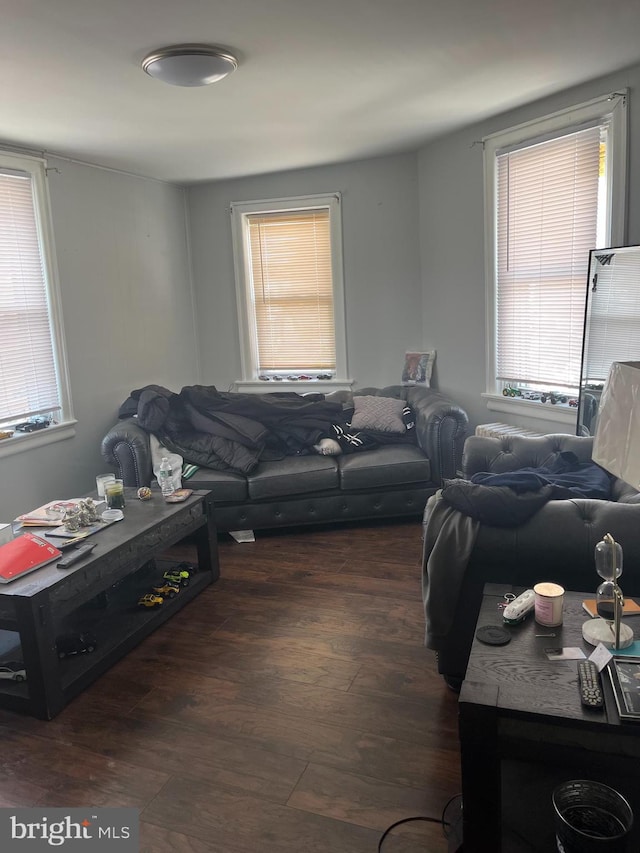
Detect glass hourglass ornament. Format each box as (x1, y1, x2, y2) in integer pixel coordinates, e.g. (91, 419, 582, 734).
(582, 533, 634, 649)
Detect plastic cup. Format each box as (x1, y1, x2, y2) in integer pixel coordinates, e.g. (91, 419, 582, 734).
(96, 473, 116, 499)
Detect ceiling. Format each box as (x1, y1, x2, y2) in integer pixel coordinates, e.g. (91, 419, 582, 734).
(3, 0, 640, 185)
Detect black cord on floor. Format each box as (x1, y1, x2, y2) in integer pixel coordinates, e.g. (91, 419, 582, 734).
(377, 793, 460, 852)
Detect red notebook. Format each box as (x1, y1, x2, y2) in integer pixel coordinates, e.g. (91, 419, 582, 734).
(0, 533, 62, 583)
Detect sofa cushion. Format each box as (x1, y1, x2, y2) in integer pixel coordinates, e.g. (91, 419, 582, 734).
(248, 455, 339, 500)
(338, 445, 430, 490)
(187, 468, 248, 502)
(350, 395, 407, 433)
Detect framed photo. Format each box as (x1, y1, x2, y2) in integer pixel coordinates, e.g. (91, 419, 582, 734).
(607, 656, 640, 720)
(402, 351, 436, 386)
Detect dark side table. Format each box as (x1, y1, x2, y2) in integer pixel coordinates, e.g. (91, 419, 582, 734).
(459, 583, 640, 852)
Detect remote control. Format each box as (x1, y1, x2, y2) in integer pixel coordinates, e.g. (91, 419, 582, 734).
(577, 659, 604, 709)
(503, 589, 536, 624)
(57, 542, 97, 568)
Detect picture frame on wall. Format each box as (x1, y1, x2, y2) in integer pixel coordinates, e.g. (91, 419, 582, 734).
(402, 351, 436, 386)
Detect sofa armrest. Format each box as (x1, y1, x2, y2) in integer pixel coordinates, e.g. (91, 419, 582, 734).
(462, 434, 595, 478)
(403, 387, 469, 484)
(101, 418, 153, 488)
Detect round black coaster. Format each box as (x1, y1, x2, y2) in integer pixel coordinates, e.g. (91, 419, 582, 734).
(476, 625, 511, 646)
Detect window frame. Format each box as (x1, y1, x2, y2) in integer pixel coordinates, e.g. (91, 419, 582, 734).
(0, 151, 74, 458)
(482, 92, 627, 423)
(230, 193, 349, 389)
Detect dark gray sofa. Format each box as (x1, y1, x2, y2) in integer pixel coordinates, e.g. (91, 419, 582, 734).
(101, 385, 469, 533)
(423, 433, 640, 688)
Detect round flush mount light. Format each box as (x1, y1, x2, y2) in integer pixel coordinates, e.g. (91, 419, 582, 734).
(142, 44, 238, 87)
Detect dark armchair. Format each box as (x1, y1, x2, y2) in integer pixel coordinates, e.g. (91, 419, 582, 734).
(422, 433, 640, 688)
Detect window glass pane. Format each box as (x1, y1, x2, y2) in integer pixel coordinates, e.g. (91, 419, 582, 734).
(495, 125, 602, 391)
(247, 209, 335, 371)
(0, 168, 61, 423)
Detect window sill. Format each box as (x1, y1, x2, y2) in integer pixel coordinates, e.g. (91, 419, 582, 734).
(233, 379, 354, 394)
(0, 420, 77, 459)
(482, 393, 577, 427)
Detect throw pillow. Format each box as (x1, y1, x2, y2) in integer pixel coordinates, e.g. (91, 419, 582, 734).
(350, 395, 406, 433)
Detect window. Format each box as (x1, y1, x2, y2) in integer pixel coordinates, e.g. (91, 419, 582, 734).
(484, 93, 627, 404)
(231, 194, 347, 382)
(0, 151, 72, 439)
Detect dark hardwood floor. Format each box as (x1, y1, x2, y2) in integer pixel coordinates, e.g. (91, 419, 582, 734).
(0, 519, 461, 852)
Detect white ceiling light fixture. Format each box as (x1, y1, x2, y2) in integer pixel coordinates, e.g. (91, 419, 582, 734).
(142, 44, 238, 87)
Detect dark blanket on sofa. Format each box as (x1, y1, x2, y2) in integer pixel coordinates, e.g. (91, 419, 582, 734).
(117, 384, 416, 474)
(118, 384, 348, 473)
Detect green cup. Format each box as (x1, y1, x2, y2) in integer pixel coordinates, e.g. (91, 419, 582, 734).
(105, 479, 125, 510)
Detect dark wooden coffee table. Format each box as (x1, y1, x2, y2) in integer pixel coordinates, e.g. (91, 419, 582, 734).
(0, 488, 218, 719)
(459, 583, 640, 852)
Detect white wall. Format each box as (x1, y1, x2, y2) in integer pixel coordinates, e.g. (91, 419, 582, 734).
(0, 158, 197, 520)
(7, 62, 640, 523)
(417, 62, 640, 432)
(187, 152, 422, 391)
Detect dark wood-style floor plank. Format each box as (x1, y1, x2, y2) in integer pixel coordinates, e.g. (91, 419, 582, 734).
(0, 519, 460, 853)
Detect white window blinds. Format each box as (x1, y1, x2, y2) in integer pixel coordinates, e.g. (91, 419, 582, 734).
(495, 126, 601, 389)
(0, 168, 61, 421)
(246, 208, 336, 372)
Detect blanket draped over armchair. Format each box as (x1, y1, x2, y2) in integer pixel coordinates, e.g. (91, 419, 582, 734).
(422, 451, 614, 651)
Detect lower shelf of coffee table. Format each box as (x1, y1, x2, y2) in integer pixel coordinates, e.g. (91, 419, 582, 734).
(55, 558, 210, 692)
(0, 557, 212, 716)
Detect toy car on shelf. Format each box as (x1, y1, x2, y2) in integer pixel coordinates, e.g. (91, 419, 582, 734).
(138, 593, 164, 608)
(152, 582, 181, 599)
(56, 632, 97, 658)
(0, 661, 27, 681)
(162, 569, 190, 587)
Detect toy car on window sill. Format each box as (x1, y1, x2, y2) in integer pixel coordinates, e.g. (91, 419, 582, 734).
(138, 593, 164, 608)
(152, 582, 181, 599)
(0, 661, 27, 681)
(56, 632, 97, 658)
(14, 417, 51, 432)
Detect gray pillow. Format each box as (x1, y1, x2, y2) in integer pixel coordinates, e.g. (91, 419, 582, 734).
(350, 395, 406, 433)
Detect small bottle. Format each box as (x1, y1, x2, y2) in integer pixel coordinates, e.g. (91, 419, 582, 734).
(158, 456, 175, 497)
